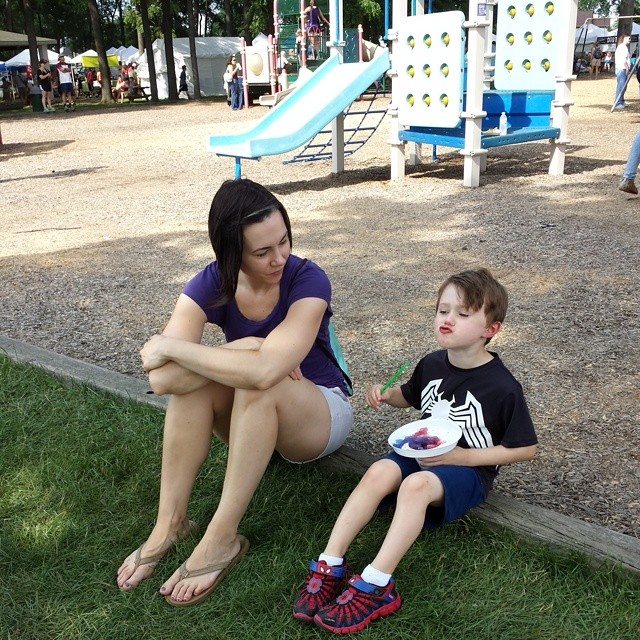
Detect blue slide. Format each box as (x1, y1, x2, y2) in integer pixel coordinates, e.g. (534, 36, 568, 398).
(208, 50, 390, 160)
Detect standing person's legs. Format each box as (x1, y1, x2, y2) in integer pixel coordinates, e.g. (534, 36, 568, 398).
(620, 130, 640, 194)
(614, 70, 627, 108)
(41, 90, 47, 111)
(160, 377, 336, 604)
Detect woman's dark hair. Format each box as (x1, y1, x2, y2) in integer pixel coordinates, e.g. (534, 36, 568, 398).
(208, 179, 292, 305)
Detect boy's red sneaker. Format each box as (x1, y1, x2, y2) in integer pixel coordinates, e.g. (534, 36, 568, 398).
(292, 559, 348, 622)
(313, 574, 402, 634)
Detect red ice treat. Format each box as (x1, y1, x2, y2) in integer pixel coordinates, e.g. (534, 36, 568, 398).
(394, 426, 442, 450)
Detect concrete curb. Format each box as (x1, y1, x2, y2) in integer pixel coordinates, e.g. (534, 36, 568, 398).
(1, 334, 639, 578)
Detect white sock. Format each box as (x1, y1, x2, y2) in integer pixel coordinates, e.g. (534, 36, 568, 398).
(318, 553, 344, 567)
(361, 564, 391, 587)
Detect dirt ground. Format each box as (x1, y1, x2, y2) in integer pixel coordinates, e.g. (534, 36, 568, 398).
(1, 73, 639, 539)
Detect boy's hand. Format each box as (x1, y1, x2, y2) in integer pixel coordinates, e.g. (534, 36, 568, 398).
(366, 383, 389, 410)
(418, 446, 467, 467)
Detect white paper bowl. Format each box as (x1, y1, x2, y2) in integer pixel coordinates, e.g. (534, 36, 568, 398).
(388, 418, 462, 459)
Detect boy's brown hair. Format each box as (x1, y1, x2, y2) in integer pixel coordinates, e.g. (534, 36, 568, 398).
(436, 268, 508, 328)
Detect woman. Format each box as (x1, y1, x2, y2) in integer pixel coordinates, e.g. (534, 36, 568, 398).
(116, 178, 353, 606)
(225, 55, 242, 110)
(37, 60, 54, 112)
(111, 75, 129, 103)
(303, 0, 330, 60)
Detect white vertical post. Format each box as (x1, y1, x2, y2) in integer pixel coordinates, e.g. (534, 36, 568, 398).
(549, 0, 578, 176)
(389, 0, 408, 179)
(460, 1, 490, 187)
(331, 0, 345, 173)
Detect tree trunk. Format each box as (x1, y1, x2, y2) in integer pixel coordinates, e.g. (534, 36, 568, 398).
(223, 0, 233, 37)
(5, 0, 14, 32)
(186, 0, 201, 99)
(618, 1, 634, 36)
(87, 0, 114, 104)
(21, 0, 39, 78)
(161, 0, 178, 101)
(139, 0, 158, 101)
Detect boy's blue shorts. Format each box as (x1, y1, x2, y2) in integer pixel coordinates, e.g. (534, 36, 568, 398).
(378, 451, 485, 530)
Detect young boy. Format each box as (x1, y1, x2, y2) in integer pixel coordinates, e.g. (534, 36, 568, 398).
(292, 268, 538, 634)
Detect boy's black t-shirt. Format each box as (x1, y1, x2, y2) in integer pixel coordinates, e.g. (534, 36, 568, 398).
(400, 349, 537, 493)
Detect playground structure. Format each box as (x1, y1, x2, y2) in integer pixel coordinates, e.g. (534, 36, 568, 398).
(388, 0, 578, 186)
(210, 0, 577, 187)
(209, 0, 392, 177)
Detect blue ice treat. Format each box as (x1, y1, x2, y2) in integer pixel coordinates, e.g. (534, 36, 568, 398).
(394, 427, 442, 450)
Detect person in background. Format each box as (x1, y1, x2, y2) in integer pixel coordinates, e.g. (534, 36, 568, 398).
(178, 65, 190, 99)
(37, 59, 54, 112)
(613, 34, 630, 110)
(111, 75, 129, 103)
(225, 55, 242, 110)
(56, 54, 75, 111)
(303, 0, 330, 60)
(603, 50, 613, 72)
(589, 42, 602, 79)
(85, 68, 95, 97)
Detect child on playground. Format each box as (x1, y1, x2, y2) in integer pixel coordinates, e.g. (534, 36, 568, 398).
(292, 268, 538, 634)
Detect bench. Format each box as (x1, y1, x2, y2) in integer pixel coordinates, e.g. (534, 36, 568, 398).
(127, 86, 151, 102)
(399, 90, 559, 150)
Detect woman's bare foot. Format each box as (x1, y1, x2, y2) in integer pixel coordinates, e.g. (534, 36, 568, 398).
(160, 534, 244, 604)
(116, 519, 197, 591)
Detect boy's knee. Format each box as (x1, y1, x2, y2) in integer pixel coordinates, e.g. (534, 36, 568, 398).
(360, 459, 401, 491)
(398, 471, 441, 501)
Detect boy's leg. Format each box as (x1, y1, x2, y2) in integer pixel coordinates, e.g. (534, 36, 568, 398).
(368, 471, 443, 574)
(292, 459, 403, 622)
(324, 459, 403, 558)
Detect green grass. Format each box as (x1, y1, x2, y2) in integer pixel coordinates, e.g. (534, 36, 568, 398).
(1, 354, 639, 640)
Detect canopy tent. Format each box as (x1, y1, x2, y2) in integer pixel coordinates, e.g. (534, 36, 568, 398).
(135, 37, 241, 99)
(4, 48, 64, 67)
(575, 23, 608, 46)
(106, 45, 138, 62)
(0, 29, 55, 48)
(71, 48, 119, 67)
(608, 22, 640, 37)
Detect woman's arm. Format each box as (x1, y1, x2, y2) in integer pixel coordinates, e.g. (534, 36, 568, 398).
(141, 296, 327, 391)
(145, 294, 210, 395)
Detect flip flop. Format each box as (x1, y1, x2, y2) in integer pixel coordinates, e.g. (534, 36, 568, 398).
(118, 520, 198, 590)
(165, 534, 250, 607)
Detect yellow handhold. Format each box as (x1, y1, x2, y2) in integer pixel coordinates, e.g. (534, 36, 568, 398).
(545, 2, 554, 14)
(544, 31, 552, 42)
(525, 32, 533, 43)
(408, 37, 415, 48)
(507, 34, 514, 44)
(423, 64, 431, 77)
(442, 34, 450, 46)
(508, 6, 516, 17)
(407, 66, 415, 77)
(523, 59, 531, 70)
(407, 94, 414, 106)
(526, 4, 534, 16)
(542, 59, 551, 71)
(441, 64, 449, 77)
(424, 35, 432, 47)
(505, 60, 513, 71)
(440, 94, 449, 106)
(423, 94, 431, 106)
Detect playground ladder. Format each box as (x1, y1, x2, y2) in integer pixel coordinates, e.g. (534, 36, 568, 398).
(283, 85, 390, 164)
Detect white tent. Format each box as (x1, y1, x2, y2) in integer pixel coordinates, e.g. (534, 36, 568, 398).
(575, 23, 608, 46)
(608, 22, 640, 37)
(4, 48, 63, 67)
(136, 37, 241, 99)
